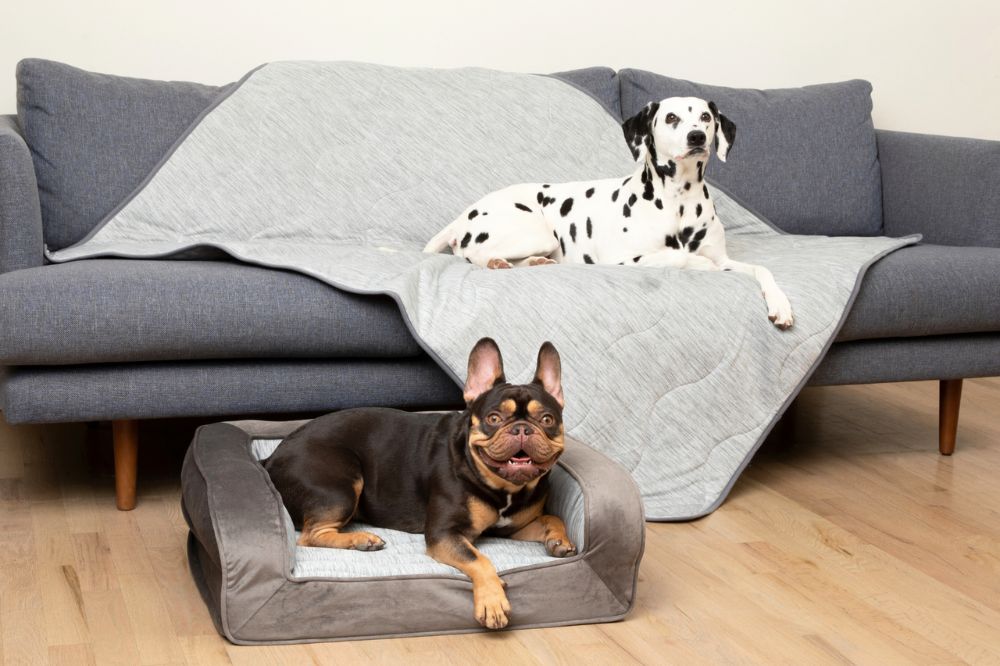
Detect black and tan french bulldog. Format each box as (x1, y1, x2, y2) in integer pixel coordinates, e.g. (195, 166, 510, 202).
(264, 338, 575, 629)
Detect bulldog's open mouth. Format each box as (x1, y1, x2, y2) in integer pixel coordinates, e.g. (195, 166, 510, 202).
(477, 446, 556, 481)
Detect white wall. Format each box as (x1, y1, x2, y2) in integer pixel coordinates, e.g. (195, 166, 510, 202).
(3, 0, 998, 139)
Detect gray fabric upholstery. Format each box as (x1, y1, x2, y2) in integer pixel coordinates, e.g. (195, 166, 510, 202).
(618, 71, 883, 236)
(182, 420, 643, 643)
(15, 59, 228, 250)
(0, 115, 43, 273)
(550, 67, 622, 121)
(0, 358, 463, 424)
(878, 129, 1000, 248)
(0, 259, 421, 365)
(810, 333, 1000, 385)
(5, 242, 997, 366)
(838, 244, 1000, 341)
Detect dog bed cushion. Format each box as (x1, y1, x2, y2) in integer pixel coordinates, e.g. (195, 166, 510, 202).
(181, 419, 645, 644)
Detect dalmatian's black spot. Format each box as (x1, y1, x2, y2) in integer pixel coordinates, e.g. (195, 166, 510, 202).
(569, 223, 577, 243)
(475, 232, 489, 244)
(541, 195, 556, 207)
(537, 192, 544, 204)
(583, 254, 594, 264)
(468, 209, 479, 220)
(622, 176, 631, 186)
(466, 258, 472, 264)
(679, 226, 694, 244)
(693, 228, 707, 243)
(623, 227, 628, 232)
(586, 217, 593, 239)
(618, 261, 625, 265)
(542, 184, 550, 188)
(552, 230, 558, 239)
(611, 189, 620, 202)
(679, 205, 685, 217)
(482, 212, 488, 216)
(623, 204, 631, 218)
(461, 232, 472, 249)
(515, 203, 532, 212)
(665, 235, 680, 250)
(627, 193, 637, 207)
(560, 198, 574, 217)
(632, 255, 642, 263)
(688, 228, 707, 253)
(585, 187, 595, 198)
(696, 204, 703, 218)
(703, 184, 710, 199)
(696, 162, 704, 182)
(688, 106, 692, 112)
(684, 182, 691, 191)
(654, 159, 677, 181)
(640, 168, 648, 184)
(560, 237, 566, 255)
(655, 199, 663, 209)
(643, 180, 655, 201)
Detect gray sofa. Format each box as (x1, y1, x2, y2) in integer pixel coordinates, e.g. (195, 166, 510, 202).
(2, 60, 998, 510)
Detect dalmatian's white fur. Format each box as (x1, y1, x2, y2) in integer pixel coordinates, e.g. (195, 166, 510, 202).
(423, 97, 793, 328)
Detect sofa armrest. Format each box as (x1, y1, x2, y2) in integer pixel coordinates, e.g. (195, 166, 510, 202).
(0, 115, 44, 273)
(878, 129, 1000, 247)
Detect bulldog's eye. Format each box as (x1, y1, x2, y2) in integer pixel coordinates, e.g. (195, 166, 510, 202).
(700, 112, 712, 122)
(540, 414, 555, 427)
(664, 113, 679, 124)
(486, 413, 503, 426)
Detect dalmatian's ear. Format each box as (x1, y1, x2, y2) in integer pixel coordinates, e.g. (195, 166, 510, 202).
(708, 101, 736, 162)
(622, 102, 659, 162)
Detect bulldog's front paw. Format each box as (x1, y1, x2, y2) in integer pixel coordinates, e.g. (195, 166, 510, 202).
(473, 579, 511, 629)
(545, 537, 577, 558)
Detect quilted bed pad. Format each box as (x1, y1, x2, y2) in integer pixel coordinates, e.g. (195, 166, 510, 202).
(50, 61, 915, 519)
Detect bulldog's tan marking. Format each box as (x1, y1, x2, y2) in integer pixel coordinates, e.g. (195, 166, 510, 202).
(427, 536, 510, 629)
(466, 496, 500, 535)
(499, 399, 516, 416)
(511, 514, 577, 557)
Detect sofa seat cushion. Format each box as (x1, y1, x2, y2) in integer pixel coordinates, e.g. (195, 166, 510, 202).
(0, 259, 421, 365)
(839, 244, 1000, 341)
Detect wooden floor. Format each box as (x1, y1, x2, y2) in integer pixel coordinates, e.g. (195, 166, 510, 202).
(1, 379, 999, 665)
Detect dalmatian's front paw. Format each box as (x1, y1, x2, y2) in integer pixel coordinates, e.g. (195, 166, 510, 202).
(766, 290, 794, 329)
(487, 258, 513, 270)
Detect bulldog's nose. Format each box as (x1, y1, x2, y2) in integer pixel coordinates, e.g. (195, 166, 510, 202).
(687, 130, 707, 146)
(510, 423, 534, 437)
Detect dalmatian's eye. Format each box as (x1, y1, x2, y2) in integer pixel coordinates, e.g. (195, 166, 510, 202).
(700, 112, 712, 122)
(486, 413, 503, 426)
(664, 113, 679, 124)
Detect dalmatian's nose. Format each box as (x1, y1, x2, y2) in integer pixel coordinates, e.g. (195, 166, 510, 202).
(687, 130, 707, 147)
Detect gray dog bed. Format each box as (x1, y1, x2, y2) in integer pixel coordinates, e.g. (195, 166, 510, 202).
(181, 419, 645, 644)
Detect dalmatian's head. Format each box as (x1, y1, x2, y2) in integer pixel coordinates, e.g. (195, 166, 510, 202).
(622, 97, 736, 169)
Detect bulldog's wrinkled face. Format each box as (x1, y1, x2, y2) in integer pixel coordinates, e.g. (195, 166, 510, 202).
(462, 338, 565, 489)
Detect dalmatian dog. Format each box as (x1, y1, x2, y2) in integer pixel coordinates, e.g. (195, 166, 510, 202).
(423, 97, 794, 329)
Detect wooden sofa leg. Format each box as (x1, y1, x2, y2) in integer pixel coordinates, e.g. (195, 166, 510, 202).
(112, 419, 139, 510)
(938, 379, 963, 456)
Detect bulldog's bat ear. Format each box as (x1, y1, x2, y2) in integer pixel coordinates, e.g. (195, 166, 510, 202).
(622, 101, 659, 162)
(464, 337, 506, 404)
(708, 101, 736, 162)
(533, 341, 564, 407)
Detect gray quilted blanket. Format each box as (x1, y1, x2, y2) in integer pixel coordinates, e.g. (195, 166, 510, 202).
(49, 62, 915, 519)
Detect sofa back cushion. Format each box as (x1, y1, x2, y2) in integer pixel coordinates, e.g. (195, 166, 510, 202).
(619, 70, 882, 236)
(16, 59, 228, 251)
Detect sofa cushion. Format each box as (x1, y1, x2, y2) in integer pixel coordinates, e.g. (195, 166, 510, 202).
(550, 67, 621, 121)
(1, 244, 996, 367)
(618, 71, 882, 237)
(0, 259, 422, 365)
(16, 59, 229, 251)
(838, 244, 1000, 341)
